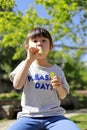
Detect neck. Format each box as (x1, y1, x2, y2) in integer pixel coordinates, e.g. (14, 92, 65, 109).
(34, 59, 52, 67)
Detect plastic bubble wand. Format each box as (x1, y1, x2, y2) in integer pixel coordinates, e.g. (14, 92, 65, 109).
(50, 72, 56, 88)
(39, 48, 43, 54)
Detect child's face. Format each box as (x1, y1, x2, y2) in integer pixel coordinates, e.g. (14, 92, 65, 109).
(28, 36, 51, 56)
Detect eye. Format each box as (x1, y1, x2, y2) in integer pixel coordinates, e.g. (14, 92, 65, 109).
(33, 40, 38, 43)
(42, 39, 46, 42)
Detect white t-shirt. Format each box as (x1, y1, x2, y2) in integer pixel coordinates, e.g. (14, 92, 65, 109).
(9, 61, 69, 119)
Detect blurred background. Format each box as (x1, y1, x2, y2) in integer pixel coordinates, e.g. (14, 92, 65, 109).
(0, 0, 87, 127)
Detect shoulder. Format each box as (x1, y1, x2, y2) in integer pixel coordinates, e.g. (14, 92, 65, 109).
(54, 64, 63, 72)
(53, 64, 65, 77)
(9, 60, 25, 81)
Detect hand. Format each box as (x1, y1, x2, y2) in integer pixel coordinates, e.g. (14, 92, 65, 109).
(26, 46, 39, 61)
(50, 72, 67, 99)
(51, 76, 62, 89)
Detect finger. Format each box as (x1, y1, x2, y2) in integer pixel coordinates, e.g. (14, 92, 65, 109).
(29, 47, 39, 54)
(51, 78, 60, 83)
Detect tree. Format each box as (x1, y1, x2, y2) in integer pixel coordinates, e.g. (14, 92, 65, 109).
(0, 0, 15, 11)
(63, 57, 87, 92)
(48, 50, 87, 92)
(35, 0, 87, 59)
(0, 0, 49, 80)
(0, 0, 87, 93)
(35, 0, 87, 92)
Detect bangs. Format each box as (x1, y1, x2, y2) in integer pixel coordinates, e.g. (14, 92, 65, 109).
(28, 28, 50, 39)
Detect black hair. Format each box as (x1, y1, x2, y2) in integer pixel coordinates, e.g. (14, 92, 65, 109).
(24, 27, 53, 47)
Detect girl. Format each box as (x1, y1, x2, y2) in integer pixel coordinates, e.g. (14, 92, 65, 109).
(8, 27, 80, 130)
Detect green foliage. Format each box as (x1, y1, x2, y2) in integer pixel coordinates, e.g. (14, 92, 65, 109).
(0, 0, 15, 11)
(0, 0, 87, 95)
(0, 4, 49, 79)
(64, 58, 87, 91)
(0, 91, 21, 100)
(70, 114, 87, 130)
(35, 0, 87, 35)
(73, 92, 87, 108)
(35, 0, 87, 60)
(48, 50, 65, 66)
(48, 51, 87, 93)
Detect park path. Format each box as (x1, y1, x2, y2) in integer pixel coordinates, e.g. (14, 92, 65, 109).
(0, 109, 87, 130)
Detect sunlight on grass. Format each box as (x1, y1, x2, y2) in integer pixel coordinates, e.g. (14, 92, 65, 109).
(70, 114, 87, 130)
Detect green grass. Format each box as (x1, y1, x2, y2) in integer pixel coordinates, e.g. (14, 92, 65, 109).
(70, 114, 87, 130)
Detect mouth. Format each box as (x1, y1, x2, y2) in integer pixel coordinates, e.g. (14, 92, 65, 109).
(37, 46, 43, 54)
(39, 48, 43, 54)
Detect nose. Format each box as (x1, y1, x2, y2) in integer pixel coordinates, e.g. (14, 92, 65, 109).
(36, 41, 42, 46)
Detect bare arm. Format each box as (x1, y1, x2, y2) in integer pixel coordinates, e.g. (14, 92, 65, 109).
(51, 76, 68, 100)
(13, 46, 39, 89)
(55, 85, 67, 100)
(13, 59, 33, 89)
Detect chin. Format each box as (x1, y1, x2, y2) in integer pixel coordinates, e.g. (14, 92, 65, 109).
(37, 56, 44, 59)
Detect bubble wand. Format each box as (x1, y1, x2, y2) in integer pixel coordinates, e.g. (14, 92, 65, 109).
(39, 48, 43, 54)
(50, 72, 56, 88)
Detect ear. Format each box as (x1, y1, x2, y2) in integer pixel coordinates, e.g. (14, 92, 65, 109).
(50, 44, 54, 50)
(24, 44, 29, 51)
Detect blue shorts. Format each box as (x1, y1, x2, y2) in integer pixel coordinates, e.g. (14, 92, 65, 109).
(8, 115, 80, 130)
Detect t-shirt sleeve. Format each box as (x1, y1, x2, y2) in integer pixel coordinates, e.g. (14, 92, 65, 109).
(9, 61, 24, 82)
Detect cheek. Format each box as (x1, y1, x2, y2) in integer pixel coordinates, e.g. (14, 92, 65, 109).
(43, 45, 51, 55)
(43, 43, 50, 50)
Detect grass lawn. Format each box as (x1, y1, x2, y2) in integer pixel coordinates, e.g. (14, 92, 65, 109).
(70, 114, 87, 130)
